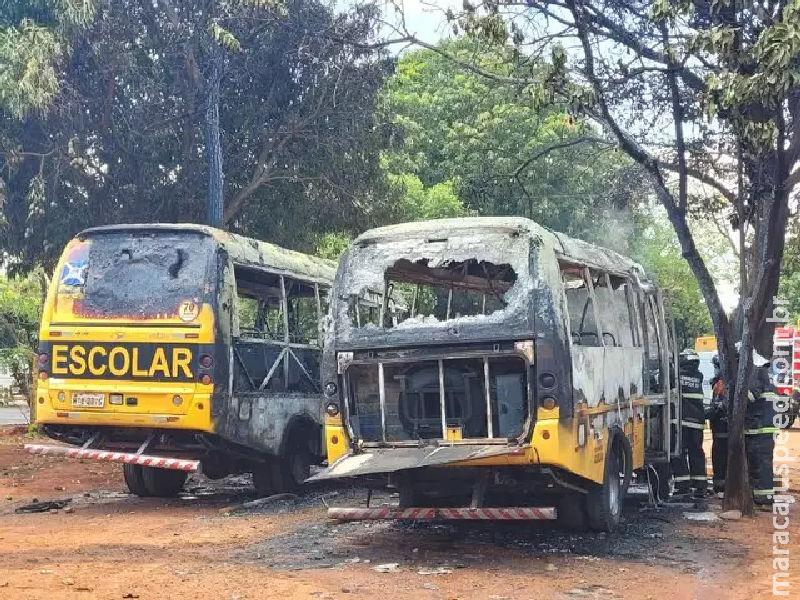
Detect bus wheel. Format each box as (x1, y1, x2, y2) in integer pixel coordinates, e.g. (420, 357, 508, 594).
(252, 459, 277, 497)
(275, 446, 311, 492)
(122, 464, 150, 497)
(556, 493, 588, 531)
(586, 443, 623, 532)
(141, 467, 188, 497)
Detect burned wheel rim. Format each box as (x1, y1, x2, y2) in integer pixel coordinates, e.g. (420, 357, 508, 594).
(609, 464, 621, 517)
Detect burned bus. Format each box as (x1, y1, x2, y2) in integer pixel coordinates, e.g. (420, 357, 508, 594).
(316, 217, 677, 531)
(28, 224, 334, 497)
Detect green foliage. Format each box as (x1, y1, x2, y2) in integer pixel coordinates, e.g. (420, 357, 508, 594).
(0, 270, 42, 371)
(0, 0, 391, 271)
(0, 20, 62, 118)
(209, 22, 242, 52)
(779, 220, 800, 324)
(704, 0, 800, 115)
(314, 232, 352, 261)
(386, 173, 467, 220)
(380, 39, 649, 238)
(0, 1, 97, 117)
(630, 212, 713, 347)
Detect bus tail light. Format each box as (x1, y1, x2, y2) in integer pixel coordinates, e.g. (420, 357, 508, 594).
(325, 402, 340, 416)
(39, 371, 48, 381)
(540, 397, 556, 410)
(38, 353, 48, 366)
(200, 354, 213, 368)
(200, 374, 212, 385)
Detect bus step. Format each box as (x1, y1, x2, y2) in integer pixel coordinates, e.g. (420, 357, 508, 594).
(23, 444, 199, 471)
(328, 506, 557, 521)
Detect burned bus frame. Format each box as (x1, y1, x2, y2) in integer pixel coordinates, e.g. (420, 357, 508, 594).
(33, 224, 336, 496)
(318, 218, 680, 527)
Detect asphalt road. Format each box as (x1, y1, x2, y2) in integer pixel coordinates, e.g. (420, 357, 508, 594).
(0, 405, 30, 425)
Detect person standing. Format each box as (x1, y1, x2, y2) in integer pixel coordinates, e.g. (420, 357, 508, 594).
(708, 354, 728, 494)
(671, 350, 708, 497)
(743, 345, 778, 506)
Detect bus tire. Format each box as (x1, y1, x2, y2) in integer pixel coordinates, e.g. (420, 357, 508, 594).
(556, 493, 588, 532)
(252, 459, 277, 497)
(123, 464, 150, 497)
(586, 443, 623, 532)
(273, 443, 311, 493)
(141, 467, 187, 497)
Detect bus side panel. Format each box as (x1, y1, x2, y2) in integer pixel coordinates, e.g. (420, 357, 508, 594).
(532, 240, 574, 419)
(214, 392, 321, 456)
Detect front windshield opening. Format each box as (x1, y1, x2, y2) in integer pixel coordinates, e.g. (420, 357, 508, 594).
(348, 258, 517, 329)
(59, 232, 214, 320)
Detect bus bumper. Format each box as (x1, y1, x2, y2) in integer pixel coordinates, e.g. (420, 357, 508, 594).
(327, 506, 556, 521)
(23, 443, 199, 471)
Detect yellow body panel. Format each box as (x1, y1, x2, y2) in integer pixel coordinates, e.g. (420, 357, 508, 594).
(36, 239, 217, 433)
(35, 387, 214, 431)
(324, 416, 348, 463)
(326, 401, 648, 485)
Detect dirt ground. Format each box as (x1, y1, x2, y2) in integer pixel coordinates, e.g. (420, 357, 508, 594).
(1, 427, 798, 600)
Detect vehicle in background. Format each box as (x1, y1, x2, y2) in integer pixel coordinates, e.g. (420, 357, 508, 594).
(774, 325, 799, 429)
(697, 351, 716, 405)
(315, 217, 680, 532)
(28, 224, 335, 496)
(694, 336, 717, 353)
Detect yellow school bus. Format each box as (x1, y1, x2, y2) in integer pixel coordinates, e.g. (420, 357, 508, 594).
(314, 217, 679, 531)
(29, 224, 334, 496)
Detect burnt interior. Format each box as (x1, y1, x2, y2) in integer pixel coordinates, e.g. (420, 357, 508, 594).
(348, 258, 517, 328)
(347, 356, 528, 442)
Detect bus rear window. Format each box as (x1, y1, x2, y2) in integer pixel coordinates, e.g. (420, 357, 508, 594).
(58, 232, 214, 319)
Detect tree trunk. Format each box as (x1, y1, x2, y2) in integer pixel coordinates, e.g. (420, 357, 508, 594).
(204, 43, 224, 228)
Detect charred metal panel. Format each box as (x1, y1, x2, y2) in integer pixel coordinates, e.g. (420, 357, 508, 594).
(308, 444, 513, 480)
(530, 240, 573, 418)
(80, 223, 336, 286)
(571, 347, 606, 408)
(332, 221, 539, 349)
(570, 347, 643, 410)
(215, 392, 322, 455)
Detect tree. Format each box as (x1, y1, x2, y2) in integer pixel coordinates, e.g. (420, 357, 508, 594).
(380, 40, 651, 239)
(0, 269, 44, 400)
(779, 219, 800, 323)
(380, 0, 798, 514)
(630, 212, 712, 347)
(0, 0, 392, 270)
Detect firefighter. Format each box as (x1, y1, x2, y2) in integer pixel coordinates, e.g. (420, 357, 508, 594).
(741, 344, 778, 506)
(707, 354, 728, 494)
(670, 349, 708, 497)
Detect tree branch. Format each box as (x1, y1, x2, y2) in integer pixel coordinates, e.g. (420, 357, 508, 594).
(513, 136, 611, 177)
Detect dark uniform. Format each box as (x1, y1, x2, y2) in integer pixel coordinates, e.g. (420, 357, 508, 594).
(708, 355, 728, 493)
(745, 361, 777, 505)
(671, 353, 707, 495)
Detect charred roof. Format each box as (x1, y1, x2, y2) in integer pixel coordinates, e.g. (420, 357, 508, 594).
(353, 217, 647, 281)
(79, 223, 336, 285)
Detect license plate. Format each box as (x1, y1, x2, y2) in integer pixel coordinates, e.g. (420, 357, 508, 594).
(72, 393, 105, 408)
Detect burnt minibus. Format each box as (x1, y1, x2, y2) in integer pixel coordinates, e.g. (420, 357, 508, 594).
(315, 217, 678, 531)
(28, 224, 334, 497)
